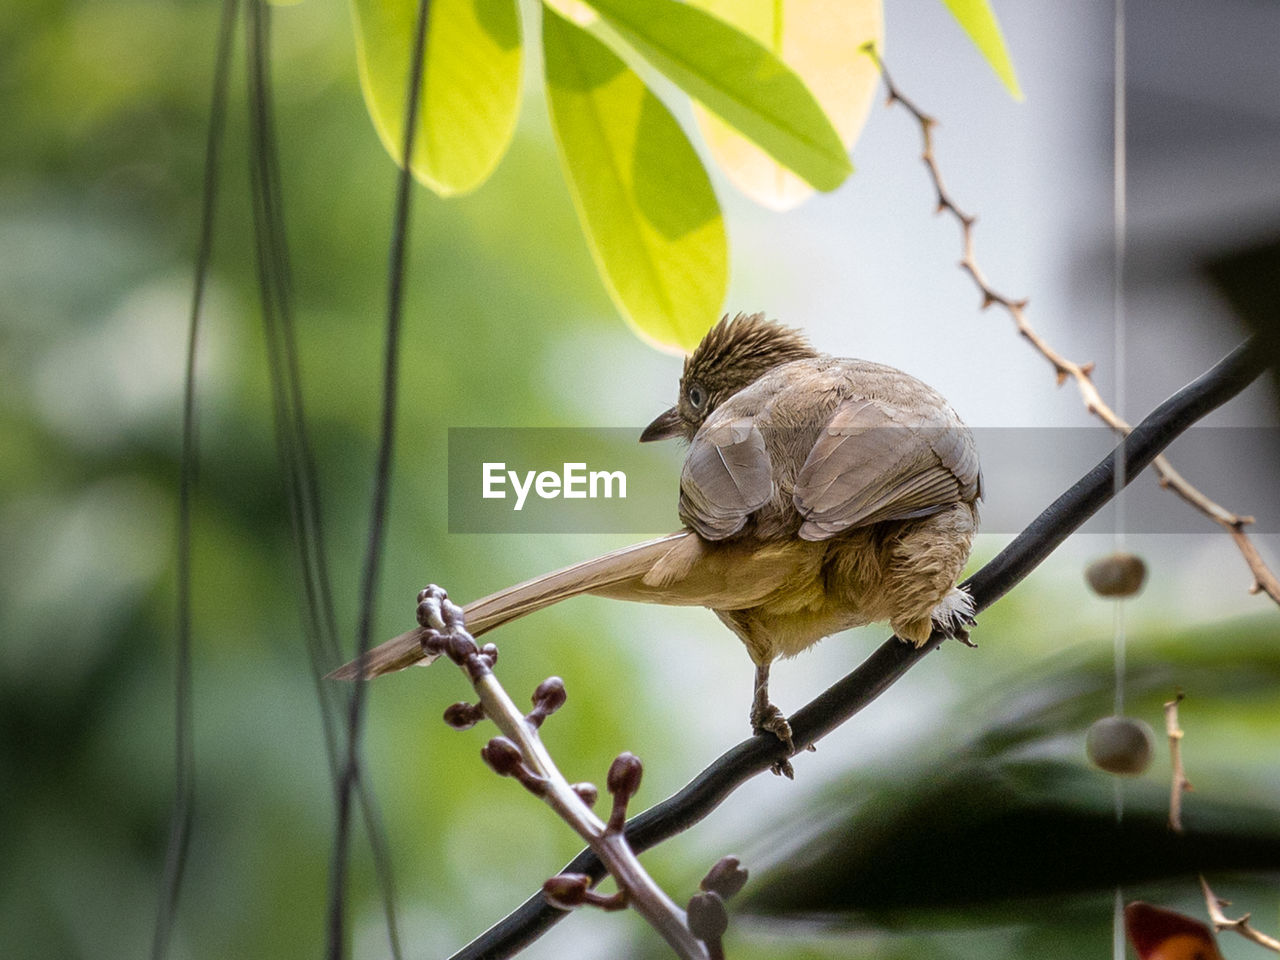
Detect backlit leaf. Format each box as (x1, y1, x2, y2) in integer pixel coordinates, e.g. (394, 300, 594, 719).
(939, 0, 1023, 99)
(543, 7, 728, 352)
(689, 0, 882, 210)
(352, 0, 523, 196)
(582, 0, 853, 192)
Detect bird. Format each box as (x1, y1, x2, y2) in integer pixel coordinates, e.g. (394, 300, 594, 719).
(332, 313, 982, 772)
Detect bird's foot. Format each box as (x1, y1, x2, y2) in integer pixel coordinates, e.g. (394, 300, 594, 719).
(751, 702, 798, 779)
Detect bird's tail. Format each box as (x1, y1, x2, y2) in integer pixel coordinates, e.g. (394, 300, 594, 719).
(327, 531, 691, 681)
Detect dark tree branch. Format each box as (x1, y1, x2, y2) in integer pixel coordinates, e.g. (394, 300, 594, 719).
(445, 337, 1267, 960)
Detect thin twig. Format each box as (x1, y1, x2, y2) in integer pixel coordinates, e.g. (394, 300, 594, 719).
(446, 338, 1265, 960)
(863, 43, 1280, 606)
(1200, 876, 1280, 953)
(418, 587, 711, 960)
(1163, 692, 1192, 833)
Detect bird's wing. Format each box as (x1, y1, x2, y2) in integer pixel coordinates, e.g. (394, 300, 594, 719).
(678, 415, 774, 540)
(793, 396, 980, 540)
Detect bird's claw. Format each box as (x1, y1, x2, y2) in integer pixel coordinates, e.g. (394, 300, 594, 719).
(751, 702, 798, 778)
(933, 613, 977, 647)
(950, 622, 978, 647)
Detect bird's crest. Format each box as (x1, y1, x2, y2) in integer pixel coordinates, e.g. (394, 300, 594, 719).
(684, 313, 817, 388)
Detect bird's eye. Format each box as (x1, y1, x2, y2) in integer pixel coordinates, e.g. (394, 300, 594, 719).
(687, 383, 707, 410)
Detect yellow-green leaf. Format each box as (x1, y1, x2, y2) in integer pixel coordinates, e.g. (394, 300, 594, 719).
(543, 7, 727, 352)
(689, 0, 882, 211)
(939, 0, 1023, 99)
(352, 0, 523, 197)
(581, 0, 852, 193)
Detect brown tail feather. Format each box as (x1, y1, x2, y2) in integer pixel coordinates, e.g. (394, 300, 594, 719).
(327, 531, 691, 681)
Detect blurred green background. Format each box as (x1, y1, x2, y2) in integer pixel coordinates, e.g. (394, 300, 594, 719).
(2, 1, 1278, 959)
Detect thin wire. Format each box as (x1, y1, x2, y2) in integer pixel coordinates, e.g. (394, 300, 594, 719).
(1112, 0, 1129, 722)
(151, 2, 239, 958)
(1114, 888, 1126, 960)
(1112, 2, 1129, 957)
(328, 1, 432, 956)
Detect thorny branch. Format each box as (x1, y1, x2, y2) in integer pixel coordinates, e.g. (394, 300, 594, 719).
(1163, 692, 1192, 834)
(1166, 697, 1278, 952)
(415, 587, 713, 960)
(863, 43, 1280, 606)
(1200, 876, 1280, 954)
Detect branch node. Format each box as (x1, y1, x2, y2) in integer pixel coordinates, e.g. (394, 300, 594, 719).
(1200, 875, 1280, 952)
(1164, 691, 1192, 833)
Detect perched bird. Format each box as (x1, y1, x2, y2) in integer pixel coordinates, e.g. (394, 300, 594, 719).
(333, 314, 981, 769)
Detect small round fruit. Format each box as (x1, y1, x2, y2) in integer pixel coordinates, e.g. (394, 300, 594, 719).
(1087, 715, 1155, 775)
(1085, 552, 1148, 597)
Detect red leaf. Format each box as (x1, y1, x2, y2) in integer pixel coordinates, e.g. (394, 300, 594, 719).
(1125, 902, 1224, 960)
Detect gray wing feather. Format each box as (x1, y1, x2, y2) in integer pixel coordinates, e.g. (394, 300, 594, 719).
(679, 416, 774, 539)
(794, 397, 979, 541)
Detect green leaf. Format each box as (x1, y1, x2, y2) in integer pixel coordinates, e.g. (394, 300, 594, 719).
(543, 7, 728, 352)
(352, 0, 523, 197)
(939, 0, 1023, 100)
(580, 0, 853, 192)
(689, 0, 882, 211)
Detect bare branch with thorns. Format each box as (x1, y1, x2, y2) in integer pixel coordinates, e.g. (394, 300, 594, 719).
(863, 42, 1280, 605)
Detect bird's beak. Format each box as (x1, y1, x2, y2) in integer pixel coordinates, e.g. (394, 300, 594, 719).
(640, 406, 682, 442)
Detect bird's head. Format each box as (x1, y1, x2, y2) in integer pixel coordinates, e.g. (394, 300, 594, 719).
(641, 312, 817, 442)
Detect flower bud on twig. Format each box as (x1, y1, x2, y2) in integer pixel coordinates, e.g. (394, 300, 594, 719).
(542, 873, 591, 910)
(527, 677, 567, 728)
(481, 737, 523, 777)
(443, 701, 486, 730)
(481, 737, 547, 794)
(416, 586, 446, 629)
(542, 874, 627, 911)
(570, 782, 598, 808)
(606, 752, 643, 833)
(687, 891, 729, 942)
(700, 856, 748, 900)
(445, 631, 478, 667)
